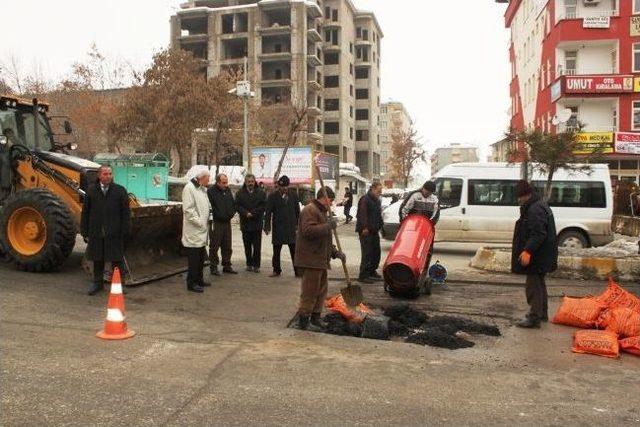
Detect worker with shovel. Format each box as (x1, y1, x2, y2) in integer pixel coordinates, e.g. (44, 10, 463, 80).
(293, 187, 346, 331)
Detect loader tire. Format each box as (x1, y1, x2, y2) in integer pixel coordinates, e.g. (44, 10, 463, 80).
(0, 188, 76, 272)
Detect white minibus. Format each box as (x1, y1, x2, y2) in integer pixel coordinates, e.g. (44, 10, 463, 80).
(381, 163, 614, 248)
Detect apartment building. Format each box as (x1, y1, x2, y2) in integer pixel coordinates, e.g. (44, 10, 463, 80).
(431, 144, 479, 175)
(498, 0, 640, 185)
(170, 0, 383, 180)
(379, 101, 412, 185)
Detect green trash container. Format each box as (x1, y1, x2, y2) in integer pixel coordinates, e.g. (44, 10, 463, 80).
(93, 153, 170, 202)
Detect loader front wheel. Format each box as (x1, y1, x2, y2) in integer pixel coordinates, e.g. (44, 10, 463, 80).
(0, 189, 76, 272)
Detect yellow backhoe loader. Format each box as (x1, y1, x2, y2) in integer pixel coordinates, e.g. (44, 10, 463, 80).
(0, 95, 185, 284)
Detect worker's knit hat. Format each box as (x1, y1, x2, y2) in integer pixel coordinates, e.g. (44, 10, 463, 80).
(516, 180, 533, 197)
(278, 175, 290, 187)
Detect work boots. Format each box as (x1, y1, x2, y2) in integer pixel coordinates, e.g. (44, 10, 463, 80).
(297, 314, 324, 332)
(515, 317, 541, 329)
(310, 313, 328, 329)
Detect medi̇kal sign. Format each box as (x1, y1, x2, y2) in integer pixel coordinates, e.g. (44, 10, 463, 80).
(563, 75, 634, 94)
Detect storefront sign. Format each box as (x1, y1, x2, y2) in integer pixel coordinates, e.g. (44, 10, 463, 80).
(615, 132, 640, 155)
(574, 132, 614, 155)
(583, 16, 610, 29)
(631, 16, 640, 37)
(250, 146, 313, 185)
(635, 77, 640, 93)
(564, 75, 634, 94)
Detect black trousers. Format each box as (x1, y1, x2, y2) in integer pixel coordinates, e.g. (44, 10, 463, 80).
(209, 221, 232, 268)
(93, 260, 125, 285)
(273, 243, 296, 275)
(525, 274, 548, 321)
(344, 206, 352, 221)
(242, 230, 262, 268)
(359, 232, 381, 280)
(185, 247, 206, 288)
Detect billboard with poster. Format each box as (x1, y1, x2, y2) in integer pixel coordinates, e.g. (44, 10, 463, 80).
(250, 146, 313, 185)
(615, 132, 640, 155)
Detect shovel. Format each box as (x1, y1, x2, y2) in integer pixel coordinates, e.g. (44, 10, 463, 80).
(314, 161, 364, 307)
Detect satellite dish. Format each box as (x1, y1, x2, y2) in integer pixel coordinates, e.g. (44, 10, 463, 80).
(551, 117, 560, 126)
(557, 108, 573, 123)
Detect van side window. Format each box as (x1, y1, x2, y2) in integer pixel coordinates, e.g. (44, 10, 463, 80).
(532, 181, 606, 208)
(468, 180, 518, 206)
(435, 178, 462, 209)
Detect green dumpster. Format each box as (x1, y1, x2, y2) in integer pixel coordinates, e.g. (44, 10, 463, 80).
(93, 153, 170, 202)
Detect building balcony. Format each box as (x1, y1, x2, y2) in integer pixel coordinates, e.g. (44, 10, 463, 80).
(355, 141, 370, 151)
(260, 78, 293, 88)
(551, 74, 634, 101)
(307, 53, 322, 67)
(259, 52, 292, 62)
(307, 105, 322, 116)
(355, 39, 372, 46)
(556, 8, 619, 22)
(258, 25, 292, 36)
(307, 28, 322, 43)
(179, 33, 208, 44)
(356, 58, 372, 67)
(306, 0, 322, 18)
(323, 134, 340, 146)
(556, 66, 617, 77)
(323, 43, 341, 53)
(307, 79, 322, 92)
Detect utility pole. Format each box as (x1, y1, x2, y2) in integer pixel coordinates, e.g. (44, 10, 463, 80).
(242, 57, 249, 172)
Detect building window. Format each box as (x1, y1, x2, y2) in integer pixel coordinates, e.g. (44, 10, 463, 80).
(325, 6, 330, 18)
(350, 106, 353, 118)
(362, 29, 369, 41)
(567, 106, 579, 130)
(564, 50, 577, 75)
(350, 42, 354, 54)
(564, 0, 577, 19)
(324, 122, 339, 135)
(356, 89, 369, 100)
(634, 44, 640, 73)
(324, 75, 339, 88)
(356, 129, 369, 141)
(325, 99, 339, 111)
(355, 67, 369, 79)
(343, 147, 348, 161)
(350, 63, 353, 75)
(356, 27, 362, 38)
(356, 109, 369, 120)
(324, 52, 339, 65)
(332, 9, 338, 21)
(350, 85, 354, 96)
(350, 127, 354, 139)
(635, 0, 640, 14)
(633, 101, 640, 131)
(325, 29, 339, 45)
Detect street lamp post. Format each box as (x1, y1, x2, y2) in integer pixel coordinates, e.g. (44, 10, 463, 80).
(231, 57, 254, 172)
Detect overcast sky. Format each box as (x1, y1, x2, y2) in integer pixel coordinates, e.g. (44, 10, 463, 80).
(1, 0, 510, 161)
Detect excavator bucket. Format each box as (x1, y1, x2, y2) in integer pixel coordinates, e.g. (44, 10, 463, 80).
(123, 202, 187, 285)
(84, 202, 189, 286)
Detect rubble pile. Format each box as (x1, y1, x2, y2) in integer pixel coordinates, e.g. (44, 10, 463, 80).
(559, 239, 639, 259)
(320, 301, 501, 350)
(553, 278, 640, 359)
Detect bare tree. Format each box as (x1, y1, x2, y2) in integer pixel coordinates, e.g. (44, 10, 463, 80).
(388, 124, 425, 188)
(270, 105, 309, 183)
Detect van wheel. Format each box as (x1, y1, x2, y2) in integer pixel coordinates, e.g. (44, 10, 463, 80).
(558, 230, 589, 249)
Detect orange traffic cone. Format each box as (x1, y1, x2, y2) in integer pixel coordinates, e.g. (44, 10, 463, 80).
(96, 267, 135, 340)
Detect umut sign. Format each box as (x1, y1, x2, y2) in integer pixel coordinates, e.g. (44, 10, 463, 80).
(564, 75, 634, 94)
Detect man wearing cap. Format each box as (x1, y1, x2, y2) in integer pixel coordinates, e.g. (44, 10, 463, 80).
(264, 175, 301, 277)
(181, 169, 212, 293)
(293, 187, 345, 330)
(512, 180, 558, 328)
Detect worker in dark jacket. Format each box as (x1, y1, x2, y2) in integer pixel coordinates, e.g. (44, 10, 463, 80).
(235, 174, 266, 273)
(81, 165, 131, 295)
(356, 182, 383, 284)
(264, 175, 300, 277)
(339, 187, 354, 224)
(208, 173, 237, 276)
(511, 180, 558, 328)
(293, 187, 345, 331)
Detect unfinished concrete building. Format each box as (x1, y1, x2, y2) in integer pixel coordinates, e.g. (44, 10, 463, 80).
(170, 0, 383, 180)
(380, 102, 412, 187)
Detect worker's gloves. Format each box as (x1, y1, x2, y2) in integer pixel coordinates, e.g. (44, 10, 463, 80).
(332, 250, 346, 263)
(519, 251, 531, 267)
(327, 217, 338, 230)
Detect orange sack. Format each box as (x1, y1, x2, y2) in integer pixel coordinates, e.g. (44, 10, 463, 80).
(552, 296, 606, 329)
(619, 336, 640, 356)
(598, 307, 640, 339)
(572, 330, 620, 359)
(325, 294, 372, 324)
(595, 278, 640, 312)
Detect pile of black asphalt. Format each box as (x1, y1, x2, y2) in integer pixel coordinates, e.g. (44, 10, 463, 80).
(320, 304, 501, 350)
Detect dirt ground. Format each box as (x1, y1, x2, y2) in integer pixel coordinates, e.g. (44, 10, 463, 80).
(1, 224, 639, 426)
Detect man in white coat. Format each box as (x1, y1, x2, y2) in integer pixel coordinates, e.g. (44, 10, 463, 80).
(182, 168, 212, 293)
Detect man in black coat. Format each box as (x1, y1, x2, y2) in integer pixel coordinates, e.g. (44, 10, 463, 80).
(341, 187, 354, 224)
(235, 174, 266, 273)
(264, 175, 300, 277)
(81, 165, 131, 296)
(356, 182, 384, 284)
(208, 173, 237, 276)
(511, 180, 558, 328)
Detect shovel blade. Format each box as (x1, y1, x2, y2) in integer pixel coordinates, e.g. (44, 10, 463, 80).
(341, 284, 364, 307)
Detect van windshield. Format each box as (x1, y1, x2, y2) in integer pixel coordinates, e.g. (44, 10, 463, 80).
(435, 177, 463, 209)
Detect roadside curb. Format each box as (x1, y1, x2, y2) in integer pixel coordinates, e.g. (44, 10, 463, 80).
(470, 246, 640, 281)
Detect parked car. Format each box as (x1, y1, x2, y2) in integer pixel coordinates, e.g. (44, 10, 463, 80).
(381, 162, 614, 248)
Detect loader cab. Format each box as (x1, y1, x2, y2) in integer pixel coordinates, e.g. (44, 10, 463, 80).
(0, 96, 54, 152)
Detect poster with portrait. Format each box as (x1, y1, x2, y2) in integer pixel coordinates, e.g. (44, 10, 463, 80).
(250, 147, 313, 185)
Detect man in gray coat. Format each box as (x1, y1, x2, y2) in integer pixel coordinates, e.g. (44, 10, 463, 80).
(182, 169, 212, 293)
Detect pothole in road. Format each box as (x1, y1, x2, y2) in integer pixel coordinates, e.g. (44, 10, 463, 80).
(319, 304, 501, 350)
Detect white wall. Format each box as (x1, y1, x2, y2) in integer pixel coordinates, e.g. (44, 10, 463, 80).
(557, 43, 617, 75)
(559, 98, 617, 131)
